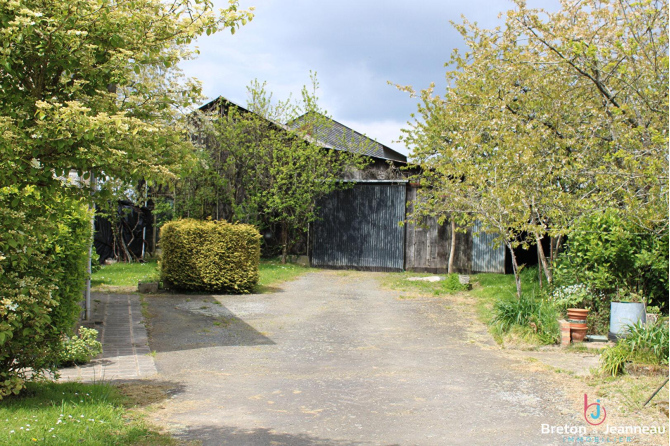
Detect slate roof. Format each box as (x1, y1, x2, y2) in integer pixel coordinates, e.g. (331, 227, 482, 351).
(287, 113, 407, 163)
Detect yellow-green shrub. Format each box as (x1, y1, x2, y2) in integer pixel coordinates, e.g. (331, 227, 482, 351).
(160, 219, 261, 293)
(0, 186, 92, 398)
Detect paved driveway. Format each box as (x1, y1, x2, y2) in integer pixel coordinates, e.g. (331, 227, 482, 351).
(146, 271, 577, 445)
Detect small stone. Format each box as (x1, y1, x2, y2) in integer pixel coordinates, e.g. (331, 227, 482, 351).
(407, 276, 443, 282)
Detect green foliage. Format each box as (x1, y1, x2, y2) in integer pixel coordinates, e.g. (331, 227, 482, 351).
(0, 0, 253, 202)
(0, 186, 92, 398)
(600, 320, 669, 376)
(179, 75, 370, 261)
(0, 381, 176, 445)
(548, 284, 590, 312)
(399, 0, 668, 297)
(554, 210, 669, 311)
(160, 219, 261, 293)
(491, 292, 560, 345)
(57, 327, 103, 367)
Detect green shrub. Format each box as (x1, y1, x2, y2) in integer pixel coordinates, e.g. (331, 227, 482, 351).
(0, 186, 92, 398)
(491, 292, 560, 345)
(57, 327, 103, 366)
(160, 219, 261, 293)
(600, 320, 669, 376)
(554, 210, 669, 312)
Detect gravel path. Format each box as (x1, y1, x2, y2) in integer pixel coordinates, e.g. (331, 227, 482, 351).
(145, 271, 579, 445)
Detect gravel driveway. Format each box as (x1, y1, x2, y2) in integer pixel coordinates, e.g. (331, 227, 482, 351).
(145, 270, 578, 445)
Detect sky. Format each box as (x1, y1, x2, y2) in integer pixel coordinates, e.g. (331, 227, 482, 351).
(179, 0, 543, 156)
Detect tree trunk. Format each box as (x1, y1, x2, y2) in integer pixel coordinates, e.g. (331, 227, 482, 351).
(507, 241, 522, 299)
(281, 221, 288, 264)
(447, 217, 456, 274)
(535, 231, 553, 285)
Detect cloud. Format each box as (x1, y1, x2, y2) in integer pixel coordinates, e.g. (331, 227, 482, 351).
(180, 0, 556, 154)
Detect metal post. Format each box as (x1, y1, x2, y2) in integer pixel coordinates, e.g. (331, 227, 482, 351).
(84, 172, 95, 320)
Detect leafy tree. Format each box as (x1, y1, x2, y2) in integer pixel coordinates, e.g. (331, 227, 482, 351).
(180, 76, 370, 262)
(0, 0, 252, 396)
(0, 0, 253, 200)
(400, 0, 668, 297)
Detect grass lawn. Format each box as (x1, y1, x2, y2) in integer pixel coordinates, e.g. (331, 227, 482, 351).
(91, 260, 159, 289)
(0, 382, 175, 445)
(91, 257, 312, 293)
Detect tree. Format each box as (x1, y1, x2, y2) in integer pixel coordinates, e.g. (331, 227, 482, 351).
(0, 0, 253, 201)
(0, 0, 253, 396)
(180, 75, 369, 262)
(400, 0, 668, 296)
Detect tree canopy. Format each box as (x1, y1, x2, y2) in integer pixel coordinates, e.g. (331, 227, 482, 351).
(0, 0, 253, 201)
(179, 76, 370, 262)
(401, 0, 668, 296)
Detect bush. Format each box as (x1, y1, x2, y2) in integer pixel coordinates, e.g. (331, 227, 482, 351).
(57, 327, 103, 366)
(160, 219, 261, 293)
(0, 186, 92, 398)
(554, 210, 669, 312)
(600, 320, 669, 376)
(491, 292, 560, 345)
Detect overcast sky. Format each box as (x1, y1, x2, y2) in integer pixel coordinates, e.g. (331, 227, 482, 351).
(180, 0, 546, 156)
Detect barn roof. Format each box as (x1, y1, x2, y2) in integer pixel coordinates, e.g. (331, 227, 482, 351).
(288, 113, 407, 163)
(198, 97, 407, 163)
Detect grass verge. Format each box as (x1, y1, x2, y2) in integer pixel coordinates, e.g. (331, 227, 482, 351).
(255, 258, 313, 293)
(0, 381, 175, 445)
(380, 271, 469, 298)
(91, 260, 159, 290)
(92, 258, 312, 294)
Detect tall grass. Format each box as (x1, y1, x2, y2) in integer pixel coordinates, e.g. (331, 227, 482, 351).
(600, 320, 669, 376)
(491, 291, 560, 345)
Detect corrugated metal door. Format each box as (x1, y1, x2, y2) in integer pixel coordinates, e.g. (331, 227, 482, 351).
(471, 220, 506, 273)
(312, 183, 406, 271)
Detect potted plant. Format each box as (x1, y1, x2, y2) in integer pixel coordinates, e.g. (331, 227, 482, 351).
(550, 284, 590, 342)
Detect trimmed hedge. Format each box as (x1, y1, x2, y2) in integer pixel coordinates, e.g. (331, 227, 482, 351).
(160, 219, 261, 293)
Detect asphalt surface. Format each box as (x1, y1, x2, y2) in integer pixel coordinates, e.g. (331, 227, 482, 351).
(145, 270, 579, 445)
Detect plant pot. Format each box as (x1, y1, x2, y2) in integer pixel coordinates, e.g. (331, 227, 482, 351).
(567, 308, 589, 320)
(571, 327, 588, 343)
(609, 301, 646, 341)
(567, 319, 587, 329)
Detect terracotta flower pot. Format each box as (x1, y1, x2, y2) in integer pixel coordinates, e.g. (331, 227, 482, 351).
(571, 327, 588, 343)
(567, 319, 587, 329)
(567, 308, 589, 321)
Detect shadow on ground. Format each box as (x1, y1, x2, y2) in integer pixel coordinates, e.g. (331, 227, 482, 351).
(144, 295, 274, 353)
(175, 425, 400, 446)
